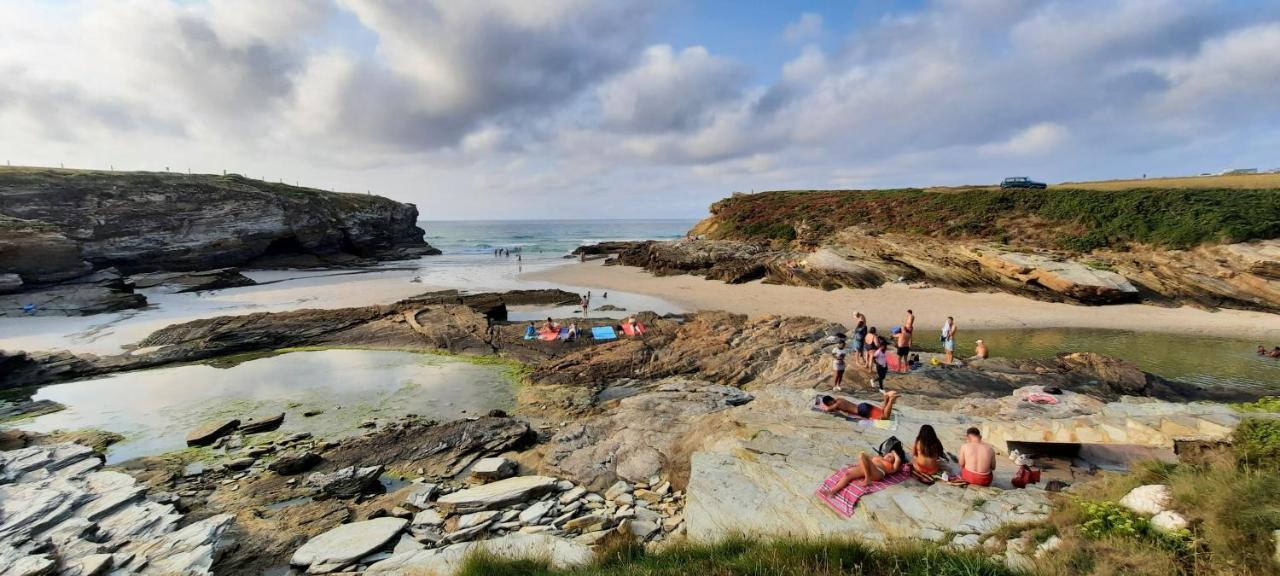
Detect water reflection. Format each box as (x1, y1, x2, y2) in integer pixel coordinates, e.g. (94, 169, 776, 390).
(12, 350, 516, 463)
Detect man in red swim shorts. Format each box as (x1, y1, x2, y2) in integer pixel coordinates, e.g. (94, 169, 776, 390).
(957, 427, 995, 486)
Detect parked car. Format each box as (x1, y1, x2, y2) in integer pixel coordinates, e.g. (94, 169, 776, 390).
(1000, 176, 1047, 189)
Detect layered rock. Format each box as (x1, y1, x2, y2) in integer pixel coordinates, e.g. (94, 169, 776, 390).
(0, 442, 233, 575)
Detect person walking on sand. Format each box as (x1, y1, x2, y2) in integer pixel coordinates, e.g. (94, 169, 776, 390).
(829, 338, 849, 391)
(871, 340, 889, 392)
(852, 313, 868, 368)
(941, 316, 957, 365)
(957, 427, 996, 486)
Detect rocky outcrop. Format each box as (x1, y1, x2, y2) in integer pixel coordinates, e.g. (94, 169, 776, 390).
(0, 168, 439, 315)
(128, 268, 256, 293)
(0, 442, 234, 575)
(583, 232, 1279, 311)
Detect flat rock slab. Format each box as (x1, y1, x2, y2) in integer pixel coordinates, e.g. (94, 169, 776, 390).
(365, 533, 592, 574)
(437, 476, 558, 514)
(185, 419, 240, 447)
(290, 517, 407, 569)
(239, 413, 285, 434)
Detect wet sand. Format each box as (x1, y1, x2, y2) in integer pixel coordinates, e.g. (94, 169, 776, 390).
(524, 260, 1280, 340)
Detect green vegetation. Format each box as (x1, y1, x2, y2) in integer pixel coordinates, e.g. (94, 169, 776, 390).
(706, 188, 1280, 252)
(1231, 395, 1280, 413)
(1024, 430, 1280, 576)
(455, 536, 1025, 576)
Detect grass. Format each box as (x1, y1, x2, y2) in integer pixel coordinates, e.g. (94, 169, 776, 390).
(704, 187, 1280, 253)
(1027, 422, 1280, 576)
(1055, 173, 1280, 191)
(453, 535, 1027, 576)
(1231, 396, 1280, 414)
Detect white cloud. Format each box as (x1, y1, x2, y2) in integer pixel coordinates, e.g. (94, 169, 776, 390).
(980, 123, 1069, 156)
(784, 13, 823, 43)
(598, 45, 747, 133)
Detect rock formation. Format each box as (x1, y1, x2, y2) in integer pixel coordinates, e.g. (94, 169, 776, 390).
(0, 168, 440, 315)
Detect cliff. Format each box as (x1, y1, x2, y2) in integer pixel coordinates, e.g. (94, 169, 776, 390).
(0, 167, 439, 315)
(598, 187, 1280, 310)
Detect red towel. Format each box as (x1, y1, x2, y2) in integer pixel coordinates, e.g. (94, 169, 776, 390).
(815, 464, 912, 518)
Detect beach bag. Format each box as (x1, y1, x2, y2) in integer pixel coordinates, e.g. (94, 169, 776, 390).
(875, 436, 904, 460)
(1011, 464, 1041, 489)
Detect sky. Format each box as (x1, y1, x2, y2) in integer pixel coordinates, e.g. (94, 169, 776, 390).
(2, 0, 1279, 220)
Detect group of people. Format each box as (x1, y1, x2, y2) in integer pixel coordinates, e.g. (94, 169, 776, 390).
(1256, 345, 1280, 358)
(493, 247, 522, 258)
(814, 308, 1001, 498)
(815, 422, 997, 493)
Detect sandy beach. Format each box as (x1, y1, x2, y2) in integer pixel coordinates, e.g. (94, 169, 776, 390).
(524, 260, 1280, 340)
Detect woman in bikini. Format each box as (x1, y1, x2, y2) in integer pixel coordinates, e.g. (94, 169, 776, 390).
(819, 441, 905, 495)
(911, 424, 946, 478)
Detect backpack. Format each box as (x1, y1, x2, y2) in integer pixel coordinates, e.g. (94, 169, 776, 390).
(875, 436, 905, 461)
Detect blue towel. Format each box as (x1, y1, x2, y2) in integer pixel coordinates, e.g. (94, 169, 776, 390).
(591, 326, 617, 340)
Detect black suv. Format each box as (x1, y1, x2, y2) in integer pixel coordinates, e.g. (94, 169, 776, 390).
(1000, 177, 1047, 189)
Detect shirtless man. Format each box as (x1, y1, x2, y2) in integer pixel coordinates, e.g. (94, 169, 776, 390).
(894, 327, 912, 373)
(956, 427, 996, 486)
(815, 391, 898, 420)
(974, 339, 989, 359)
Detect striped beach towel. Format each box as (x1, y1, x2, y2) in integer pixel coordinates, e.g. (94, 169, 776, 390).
(815, 464, 912, 518)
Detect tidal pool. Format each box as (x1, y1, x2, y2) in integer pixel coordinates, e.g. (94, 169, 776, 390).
(10, 349, 517, 463)
(918, 328, 1280, 393)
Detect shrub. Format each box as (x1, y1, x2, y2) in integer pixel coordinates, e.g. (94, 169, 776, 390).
(1232, 417, 1280, 470)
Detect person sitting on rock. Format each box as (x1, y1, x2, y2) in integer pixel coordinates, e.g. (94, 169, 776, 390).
(911, 424, 946, 481)
(524, 322, 537, 338)
(815, 391, 898, 420)
(956, 427, 996, 487)
(819, 438, 907, 494)
(973, 339, 989, 360)
(567, 322, 579, 340)
(542, 317, 559, 333)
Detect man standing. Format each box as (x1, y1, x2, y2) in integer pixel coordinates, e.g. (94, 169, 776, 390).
(941, 316, 956, 365)
(894, 325, 911, 373)
(957, 427, 996, 486)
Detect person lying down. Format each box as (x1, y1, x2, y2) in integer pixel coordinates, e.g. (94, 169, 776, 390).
(815, 391, 899, 420)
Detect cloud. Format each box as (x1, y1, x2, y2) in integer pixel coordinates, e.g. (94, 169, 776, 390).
(2, 0, 1280, 218)
(598, 45, 748, 133)
(784, 13, 823, 43)
(980, 123, 1069, 156)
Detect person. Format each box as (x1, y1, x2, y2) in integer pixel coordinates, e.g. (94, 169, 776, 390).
(542, 317, 558, 333)
(894, 326, 911, 373)
(818, 427, 906, 494)
(524, 322, 537, 338)
(941, 316, 956, 365)
(974, 339, 989, 359)
(815, 390, 898, 420)
(912, 424, 946, 477)
(567, 322, 579, 340)
(863, 327, 879, 368)
(602, 291, 608, 299)
(1272, 346, 1280, 359)
(871, 340, 889, 392)
(830, 338, 849, 391)
(957, 427, 996, 486)
(852, 313, 868, 368)
(904, 309, 915, 334)
(1260, 345, 1270, 356)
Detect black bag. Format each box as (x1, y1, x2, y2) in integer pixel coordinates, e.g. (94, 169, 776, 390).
(875, 436, 905, 460)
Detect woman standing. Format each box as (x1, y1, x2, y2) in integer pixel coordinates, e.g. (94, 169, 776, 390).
(830, 338, 849, 391)
(852, 312, 868, 368)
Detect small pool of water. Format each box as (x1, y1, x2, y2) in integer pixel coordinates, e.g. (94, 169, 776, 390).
(916, 328, 1280, 393)
(9, 349, 517, 463)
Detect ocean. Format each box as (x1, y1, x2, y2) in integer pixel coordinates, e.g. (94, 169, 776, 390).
(420, 219, 697, 260)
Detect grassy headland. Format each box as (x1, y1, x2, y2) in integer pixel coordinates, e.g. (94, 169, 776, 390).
(698, 187, 1280, 253)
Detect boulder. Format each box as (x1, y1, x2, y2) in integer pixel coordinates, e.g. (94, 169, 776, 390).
(404, 483, 440, 510)
(238, 413, 285, 434)
(306, 465, 385, 499)
(268, 451, 320, 475)
(185, 419, 240, 447)
(469, 457, 517, 483)
(0, 273, 21, 294)
(1150, 510, 1189, 533)
(289, 517, 407, 569)
(519, 500, 555, 524)
(436, 476, 559, 514)
(1119, 485, 1172, 516)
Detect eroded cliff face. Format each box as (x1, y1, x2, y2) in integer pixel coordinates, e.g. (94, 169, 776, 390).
(0, 168, 440, 314)
(0, 169, 435, 275)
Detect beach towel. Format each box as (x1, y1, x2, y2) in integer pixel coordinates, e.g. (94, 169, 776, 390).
(538, 329, 560, 341)
(1025, 393, 1059, 405)
(558, 327, 571, 341)
(620, 322, 647, 336)
(591, 326, 617, 340)
(815, 464, 912, 517)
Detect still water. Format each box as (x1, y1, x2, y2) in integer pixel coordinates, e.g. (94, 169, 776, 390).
(12, 350, 517, 463)
(918, 328, 1280, 393)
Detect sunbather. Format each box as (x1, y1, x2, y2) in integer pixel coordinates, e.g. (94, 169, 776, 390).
(819, 443, 906, 493)
(567, 323, 579, 340)
(911, 424, 946, 478)
(956, 427, 996, 486)
(816, 390, 898, 420)
(524, 322, 537, 338)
